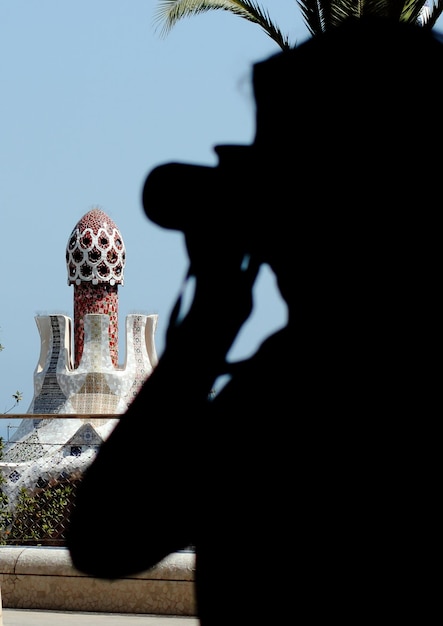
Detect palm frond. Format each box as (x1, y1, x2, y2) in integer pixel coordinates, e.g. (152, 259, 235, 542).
(153, 0, 443, 52)
(154, 0, 291, 50)
(297, 0, 439, 35)
(417, 0, 443, 28)
(296, 0, 360, 36)
(296, 0, 322, 36)
(398, 0, 430, 23)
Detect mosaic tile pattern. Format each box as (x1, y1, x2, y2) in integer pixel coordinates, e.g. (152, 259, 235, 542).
(121, 314, 158, 409)
(74, 283, 119, 367)
(66, 208, 125, 287)
(67, 208, 125, 367)
(26, 312, 158, 417)
(31, 316, 69, 414)
(0, 418, 116, 505)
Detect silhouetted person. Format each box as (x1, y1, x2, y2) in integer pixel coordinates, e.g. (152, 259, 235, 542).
(68, 17, 440, 624)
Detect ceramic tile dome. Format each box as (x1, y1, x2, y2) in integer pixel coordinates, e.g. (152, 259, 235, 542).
(66, 207, 126, 286)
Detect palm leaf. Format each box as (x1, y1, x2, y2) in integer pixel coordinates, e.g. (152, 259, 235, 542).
(297, 0, 441, 36)
(154, 0, 443, 50)
(419, 0, 443, 28)
(154, 0, 291, 50)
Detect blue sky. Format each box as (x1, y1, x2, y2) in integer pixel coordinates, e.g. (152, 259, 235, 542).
(0, 1, 310, 438)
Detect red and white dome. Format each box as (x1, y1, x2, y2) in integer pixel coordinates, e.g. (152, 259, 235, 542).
(66, 207, 126, 286)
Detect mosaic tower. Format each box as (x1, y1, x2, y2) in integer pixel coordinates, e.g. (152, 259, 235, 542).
(25, 207, 158, 416)
(67, 207, 125, 368)
(1, 207, 159, 512)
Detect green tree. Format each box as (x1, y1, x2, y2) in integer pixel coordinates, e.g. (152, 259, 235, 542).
(154, 0, 443, 50)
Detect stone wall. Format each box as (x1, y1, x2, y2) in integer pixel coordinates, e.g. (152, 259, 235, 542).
(0, 547, 195, 616)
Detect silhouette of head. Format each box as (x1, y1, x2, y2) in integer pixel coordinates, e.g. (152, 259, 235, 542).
(142, 16, 443, 299)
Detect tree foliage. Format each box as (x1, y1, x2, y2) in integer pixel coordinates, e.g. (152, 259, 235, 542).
(153, 0, 443, 49)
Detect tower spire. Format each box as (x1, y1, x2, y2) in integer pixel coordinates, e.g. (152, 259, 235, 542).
(66, 207, 126, 368)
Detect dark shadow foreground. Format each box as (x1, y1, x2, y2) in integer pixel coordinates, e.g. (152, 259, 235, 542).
(67, 17, 440, 625)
